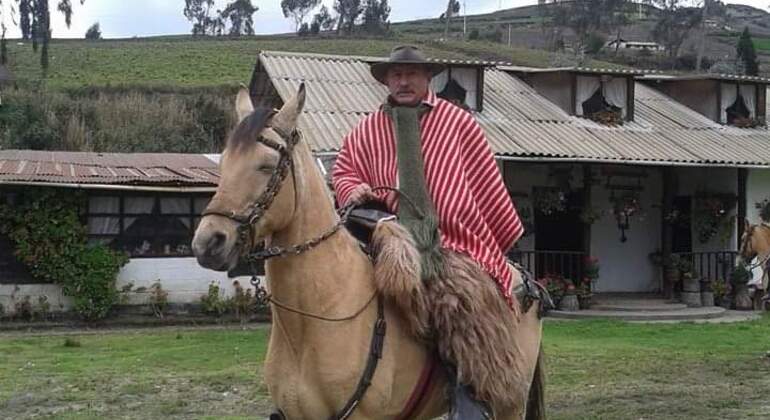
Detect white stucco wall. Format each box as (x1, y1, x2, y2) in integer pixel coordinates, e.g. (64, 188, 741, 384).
(116, 258, 255, 305)
(747, 169, 770, 224)
(0, 258, 254, 316)
(590, 168, 663, 293)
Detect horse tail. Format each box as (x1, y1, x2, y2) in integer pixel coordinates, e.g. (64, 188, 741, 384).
(525, 343, 546, 420)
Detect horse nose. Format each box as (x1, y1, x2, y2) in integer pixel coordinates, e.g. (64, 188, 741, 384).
(193, 229, 229, 262)
(209, 231, 226, 252)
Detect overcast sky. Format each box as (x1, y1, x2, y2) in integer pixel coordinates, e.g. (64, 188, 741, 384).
(0, 0, 768, 39)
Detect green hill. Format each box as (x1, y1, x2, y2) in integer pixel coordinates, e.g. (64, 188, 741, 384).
(5, 35, 623, 90)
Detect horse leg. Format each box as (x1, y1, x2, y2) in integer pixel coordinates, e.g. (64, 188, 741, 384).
(493, 305, 545, 420)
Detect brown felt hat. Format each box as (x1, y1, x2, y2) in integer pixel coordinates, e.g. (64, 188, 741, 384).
(370, 45, 446, 85)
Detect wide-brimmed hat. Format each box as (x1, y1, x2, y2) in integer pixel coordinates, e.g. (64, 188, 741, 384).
(370, 45, 446, 84)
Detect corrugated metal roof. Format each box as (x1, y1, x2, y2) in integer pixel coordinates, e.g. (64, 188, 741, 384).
(256, 50, 770, 168)
(0, 150, 220, 188)
(639, 73, 770, 84)
(500, 65, 645, 76)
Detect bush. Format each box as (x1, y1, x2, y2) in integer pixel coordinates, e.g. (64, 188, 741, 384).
(0, 88, 233, 153)
(0, 189, 128, 320)
(149, 281, 169, 319)
(85, 23, 102, 40)
(231, 280, 255, 320)
(200, 282, 228, 316)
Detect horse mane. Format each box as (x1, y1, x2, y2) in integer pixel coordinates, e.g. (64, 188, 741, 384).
(228, 108, 276, 151)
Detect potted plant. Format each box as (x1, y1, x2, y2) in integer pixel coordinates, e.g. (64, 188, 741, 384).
(711, 279, 731, 308)
(559, 280, 580, 312)
(577, 278, 593, 309)
(538, 275, 566, 308)
(755, 198, 770, 223)
(731, 265, 753, 310)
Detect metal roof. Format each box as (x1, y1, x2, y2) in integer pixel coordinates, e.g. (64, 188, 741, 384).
(0, 150, 220, 189)
(256, 50, 770, 168)
(639, 73, 770, 84)
(500, 65, 645, 76)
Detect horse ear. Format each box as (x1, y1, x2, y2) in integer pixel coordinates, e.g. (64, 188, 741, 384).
(235, 86, 254, 123)
(744, 218, 751, 233)
(272, 83, 306, 134)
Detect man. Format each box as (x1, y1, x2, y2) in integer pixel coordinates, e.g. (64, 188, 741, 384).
(332, 45, 524, 419)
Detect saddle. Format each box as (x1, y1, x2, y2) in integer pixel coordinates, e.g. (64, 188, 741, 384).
(345, 201, 397, 247)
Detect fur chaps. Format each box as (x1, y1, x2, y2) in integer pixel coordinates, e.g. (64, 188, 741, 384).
(371, 220, 431, 338)
(370, 221, 526, 410)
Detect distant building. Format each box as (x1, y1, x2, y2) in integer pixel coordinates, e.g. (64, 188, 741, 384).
(604, 39, 665, 52)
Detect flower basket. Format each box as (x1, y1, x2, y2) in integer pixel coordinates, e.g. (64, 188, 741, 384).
(533, 188, 567, 215)
(587, 109, 623, 126)
(693, 192, 737, 244)
(756, 198, 770, 224)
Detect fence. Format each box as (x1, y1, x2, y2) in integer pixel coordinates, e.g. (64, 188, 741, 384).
(509, 250, 586, 282)
(673, 251, 738, 281)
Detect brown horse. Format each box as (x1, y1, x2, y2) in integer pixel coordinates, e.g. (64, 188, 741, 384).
(192, 85, 545, 419)
(739, 220, 770, 307)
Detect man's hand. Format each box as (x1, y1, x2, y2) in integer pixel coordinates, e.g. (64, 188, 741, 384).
(348, 183, 375, 205)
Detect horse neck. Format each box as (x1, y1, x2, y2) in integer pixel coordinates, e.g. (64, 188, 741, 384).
(754, 225, 770, 257)
(265, 143, 373, 326)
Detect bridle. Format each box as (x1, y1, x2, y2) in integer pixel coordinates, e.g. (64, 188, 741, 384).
(199, 117, 386, 420)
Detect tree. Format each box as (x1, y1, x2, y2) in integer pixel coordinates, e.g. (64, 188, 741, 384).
(312, 5, 335, 32)
(546, 0, 629, 56)
(219, 0, 259, 36)
(84, 22, 101, 40)
(442, 0, 460, 39)
(9, 0, 84, 74)
(334, 0, 363, 34)
(1, 24, 7, 65)
(736, 27, 759, 76)
(695, 0, 726, 71)
(183, 0, 217, 36)
(362, 0, 390, 35)
(281, 0, 321, 33)
(647, 0, 702, 62)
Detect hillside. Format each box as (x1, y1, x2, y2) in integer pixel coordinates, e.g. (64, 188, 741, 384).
(393, 2, 770, 76)
(5, 34, 625, 90)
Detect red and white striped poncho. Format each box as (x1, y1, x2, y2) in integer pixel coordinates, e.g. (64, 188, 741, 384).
(332, 91, 524, 304)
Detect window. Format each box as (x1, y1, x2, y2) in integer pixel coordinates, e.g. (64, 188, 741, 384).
(86, 193, 212, 257)
(721, 82, 756, 125)
(432, 67, 481, 110)
(576, 75, 627, 119)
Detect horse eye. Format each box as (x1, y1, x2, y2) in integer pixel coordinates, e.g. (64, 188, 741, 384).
(257, 165, 276, 173)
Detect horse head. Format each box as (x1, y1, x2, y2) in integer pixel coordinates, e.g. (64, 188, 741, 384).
(192, 84, 307, 271)
(738, 218, 770, 264)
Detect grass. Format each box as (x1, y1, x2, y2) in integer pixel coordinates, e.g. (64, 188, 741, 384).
(0, 316, 769, 419)
(753, 37, 770, 53)
(5, 34, 624, 91)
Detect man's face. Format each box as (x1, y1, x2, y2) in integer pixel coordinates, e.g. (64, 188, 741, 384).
(385, 64, 431, 106)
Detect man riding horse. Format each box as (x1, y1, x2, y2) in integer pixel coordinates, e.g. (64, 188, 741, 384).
(333, 45, 526, 419)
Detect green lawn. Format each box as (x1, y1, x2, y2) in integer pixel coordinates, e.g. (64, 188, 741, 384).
(1, 317, 768, 419)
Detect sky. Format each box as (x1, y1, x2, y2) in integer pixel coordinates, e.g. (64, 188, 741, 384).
(0, 0, 768, 39)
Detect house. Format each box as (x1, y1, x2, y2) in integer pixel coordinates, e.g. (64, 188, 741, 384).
(604, 39, 665, 53)
(249, 51, 770, 299)
(0, 150, 254, 315)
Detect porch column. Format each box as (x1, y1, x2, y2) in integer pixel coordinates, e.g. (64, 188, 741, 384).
(582, 165, 593, 256)
(737, 168, 747, 248)
(661, 167, 677, 300)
